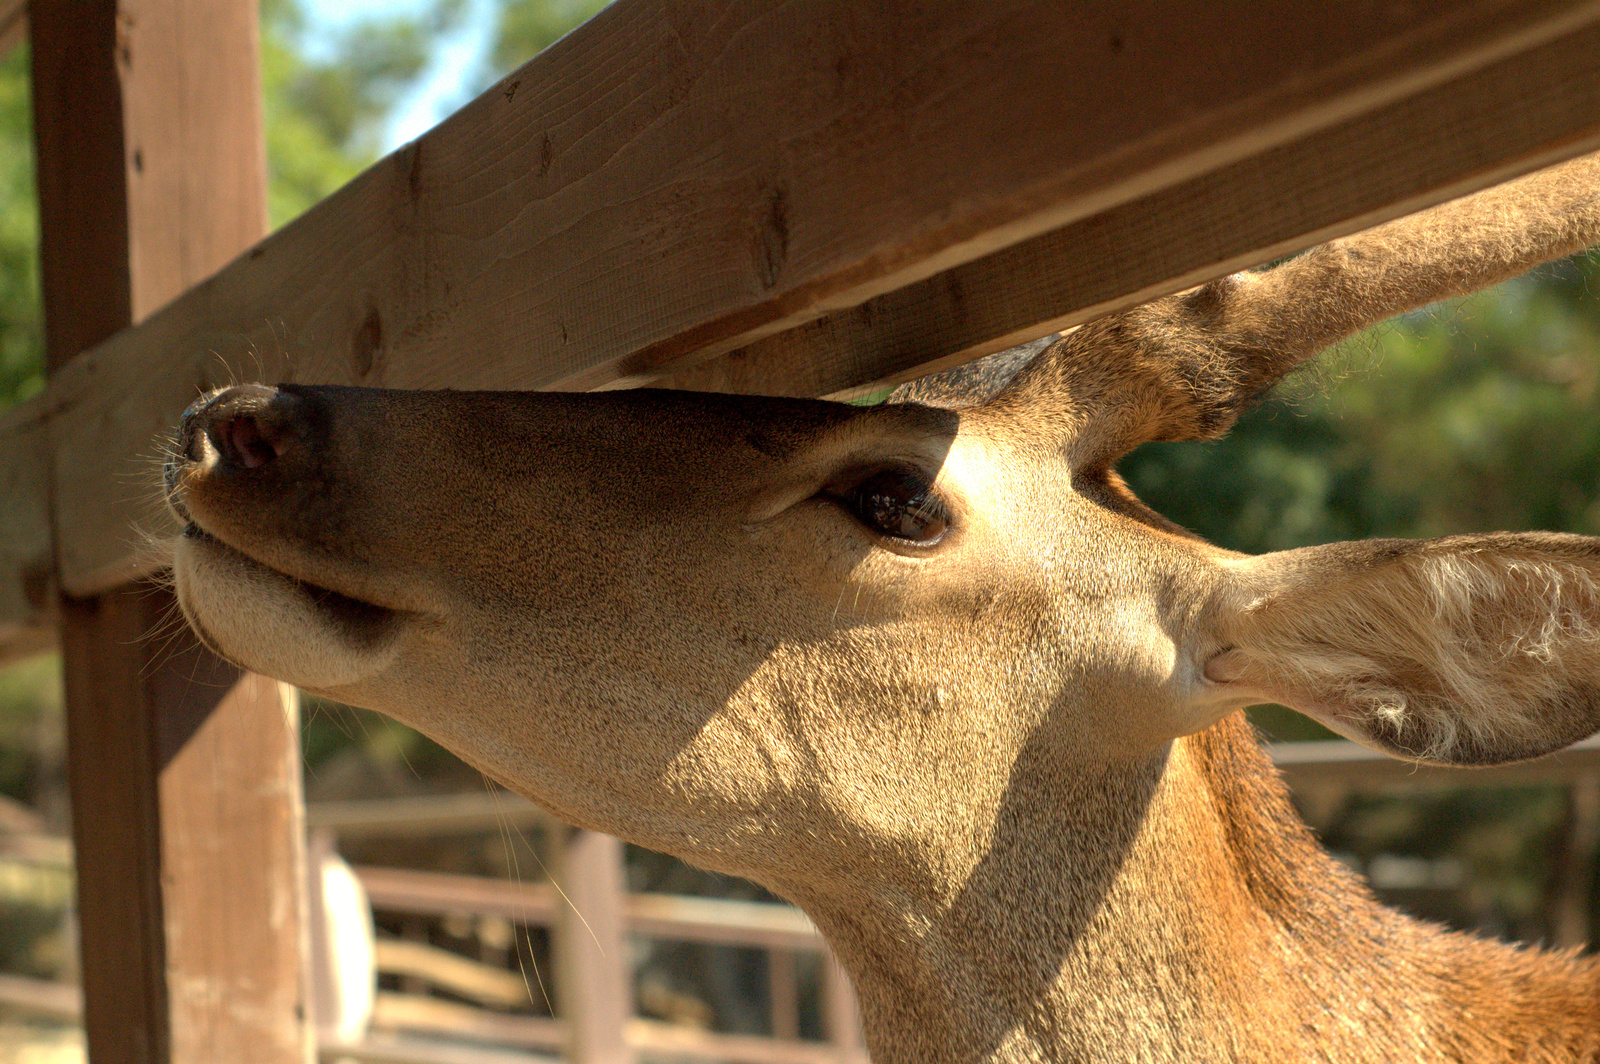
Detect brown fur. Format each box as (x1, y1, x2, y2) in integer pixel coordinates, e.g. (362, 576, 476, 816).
(162, 153, 1600, 1061)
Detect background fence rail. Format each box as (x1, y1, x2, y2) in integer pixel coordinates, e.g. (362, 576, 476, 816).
(2, 737, 1598, 1062)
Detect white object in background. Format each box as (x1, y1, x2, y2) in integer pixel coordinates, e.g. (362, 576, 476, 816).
(307, 828, 375, 1047)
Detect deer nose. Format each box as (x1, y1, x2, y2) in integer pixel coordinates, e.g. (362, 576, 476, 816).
(168, 384, 309, 503)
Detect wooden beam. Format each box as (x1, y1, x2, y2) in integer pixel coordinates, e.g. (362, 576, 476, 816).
(29, 5, 309, 1064)
(23, 0, 1600, 600)
(662, 19, 1600, 398)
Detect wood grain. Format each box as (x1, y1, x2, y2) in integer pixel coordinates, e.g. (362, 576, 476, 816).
(663, 22, 1600, 398)
(31, 4, 311, 1064)
(33, 0, 1600, 597)
(58, 586, 310, 1064)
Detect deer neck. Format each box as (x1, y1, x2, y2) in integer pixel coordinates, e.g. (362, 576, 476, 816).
(782, 712, 1598, 1064)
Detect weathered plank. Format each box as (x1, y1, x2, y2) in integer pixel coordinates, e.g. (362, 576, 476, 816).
(35, 0, 1600, 598)
(663, 20, 1600, 397)
(30, 4, 310, 1064)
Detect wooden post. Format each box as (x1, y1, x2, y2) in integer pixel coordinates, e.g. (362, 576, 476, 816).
(30, 3, 311, 1063)
(1547, 773, 1600, 948)
(822, 950, 867, 1063)
(554, 828, 633, 1064)
(766, 948, 799, 1040)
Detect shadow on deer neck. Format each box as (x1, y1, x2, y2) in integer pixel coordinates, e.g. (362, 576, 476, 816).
(791, 709, 1600, 1064)
(781, 713, 1263, 1062)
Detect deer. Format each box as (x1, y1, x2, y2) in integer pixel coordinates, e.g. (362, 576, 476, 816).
(163, 151, 1600, 1063)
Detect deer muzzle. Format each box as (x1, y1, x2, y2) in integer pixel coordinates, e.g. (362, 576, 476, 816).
(165, 384, 430, 690)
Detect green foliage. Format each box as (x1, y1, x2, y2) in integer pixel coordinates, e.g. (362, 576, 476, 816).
(0, 46, 40, 409)
(1123, 251, 1600, 553)
(0, 657, 59, 809)
(490, 0, 612, 73)
(261, 0, 454, 228)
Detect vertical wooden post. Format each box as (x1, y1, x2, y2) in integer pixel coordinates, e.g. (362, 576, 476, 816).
(766, 948, 799, 1040)
(30, 3, 310, 1063)
(822, 950, 868, 1063)
(1547, 773, 1600, 948)
(554, 828, 634, 1064)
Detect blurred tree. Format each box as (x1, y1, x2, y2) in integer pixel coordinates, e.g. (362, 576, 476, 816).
(489, 0, 611, 73)
(262, 0, 465, 227)
(1123, 251, 1600, 553)
(0, 45, 40, 410)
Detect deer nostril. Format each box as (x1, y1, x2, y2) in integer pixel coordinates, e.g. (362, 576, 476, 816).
(178, 384, 303, 477)
(207, 410, 291, 472)
(226, 415, 280, 469)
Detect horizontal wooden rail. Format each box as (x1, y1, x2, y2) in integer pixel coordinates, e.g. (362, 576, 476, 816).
(303, 738, 1600, 845)
(0, 971, 79, 1022)
(356, 864, 557, 924)
(305, 790, 550, 838)
(355, 865, 823, 952)
(321, 1033, 559, 1064)
(5, 733, 1598, 1061)
(373, 938, 533, 1009)
(364, 995, 843, 1064)
(1273, 732, 1600, 790)
(0, 0, 1597, 648)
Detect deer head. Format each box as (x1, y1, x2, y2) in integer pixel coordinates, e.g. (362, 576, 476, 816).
(165, 152, 1600, 1062)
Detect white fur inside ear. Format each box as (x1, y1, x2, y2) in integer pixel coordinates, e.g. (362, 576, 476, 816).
(1220, 548, 1600, 764)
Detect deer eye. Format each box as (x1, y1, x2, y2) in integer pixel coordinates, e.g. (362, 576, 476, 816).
(827, 466, 950, 546)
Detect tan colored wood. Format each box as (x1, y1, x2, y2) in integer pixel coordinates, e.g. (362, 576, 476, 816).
(58, 587, 309, 1064)
(156, 670, 310, 1064)
(322, 1034, 561, 1064)
(373, 938, 532, 1009)
(767, 950, 800, 1041)
(625, 892, 821, 951)
(627, 1019, 842, 1064)
(367, 995, 848, 1064)
(554, 829, 633, 1064)
(371, 993, 564, 1051)
(1272, 733, 1600, 791)
(355, 863, 825, 951)
(356, 864, 560, 924)
(0, 972, 80, 1022)
(306, 790, 548, 838)
(28, 0, 1600, 598)
(30, 4, 309, 1064)
(820, 951, 866, 1063)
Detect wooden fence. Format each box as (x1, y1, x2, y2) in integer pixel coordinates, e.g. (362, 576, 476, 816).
(3, 1, 1600, 1062)
(1, 735, 1597, 1062)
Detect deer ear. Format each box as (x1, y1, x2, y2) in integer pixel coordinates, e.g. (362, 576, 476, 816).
(1201, 534, 1600, 765)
